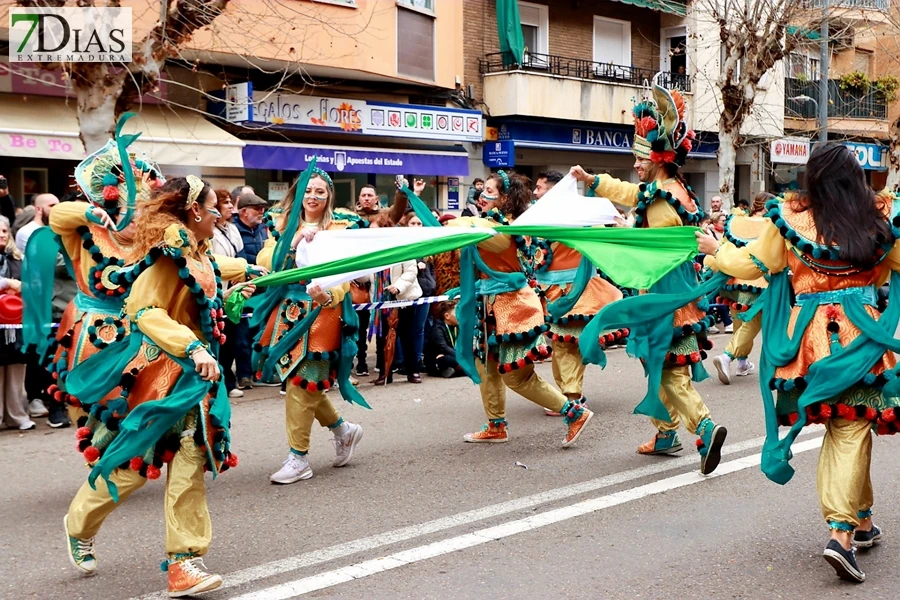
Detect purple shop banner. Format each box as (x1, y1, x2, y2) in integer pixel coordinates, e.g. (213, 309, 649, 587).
(242, 144, 469, 176)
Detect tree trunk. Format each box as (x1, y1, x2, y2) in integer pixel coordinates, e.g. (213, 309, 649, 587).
(887, 116, 900, 193)
(717, 125, 738, 208)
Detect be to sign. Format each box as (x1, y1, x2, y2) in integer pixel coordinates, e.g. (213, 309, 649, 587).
(2, 133, 84, 160)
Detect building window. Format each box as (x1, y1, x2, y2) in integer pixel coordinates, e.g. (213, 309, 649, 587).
(593, 16, 631, 78)
(397, 5, 435, 81)
(518, 1, 548, 66)
(854, 49, 872, 76)
(661, 25, 688, 90)
(788, 51, 821, 80)
(397, 0, 433, 13)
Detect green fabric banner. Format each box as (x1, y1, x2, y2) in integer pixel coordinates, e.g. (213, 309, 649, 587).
(496, 0, 525, 67)
(225, 226, 700, 321)
(22, 227, 61, 357)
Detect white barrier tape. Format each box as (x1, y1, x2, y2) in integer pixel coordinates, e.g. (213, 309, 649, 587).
(353, 295, 450, 311)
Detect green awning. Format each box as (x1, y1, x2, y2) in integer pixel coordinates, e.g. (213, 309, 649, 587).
(787, 25, 822, 40)
(613, 0, 687, 16)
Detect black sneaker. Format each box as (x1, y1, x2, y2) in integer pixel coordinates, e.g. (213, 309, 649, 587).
(238, 377, 254, 390)
(48, 406, 71, 429)
(853, 525, 883, 549)
(823, 539, 865, 583)
(356, 365, 370, 377)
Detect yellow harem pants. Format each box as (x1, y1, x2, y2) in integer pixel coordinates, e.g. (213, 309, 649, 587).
(476, 357, 567, 421)
(818, 417, 874, 529)
(66, 429, 211, 557)
(551, 339, 586, 398)
(650, 366, 711, 434)
(285, 379, 342, 454)
(724, 312, 762, 360)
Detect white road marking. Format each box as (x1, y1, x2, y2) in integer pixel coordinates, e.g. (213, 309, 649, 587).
(226, 436, 823, 600)
(128, 430, 822, 600)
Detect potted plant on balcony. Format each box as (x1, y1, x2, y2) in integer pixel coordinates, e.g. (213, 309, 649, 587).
(874, 75, 899, 102)
(838, 71, 871, 96)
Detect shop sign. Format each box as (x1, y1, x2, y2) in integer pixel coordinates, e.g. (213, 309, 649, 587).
(770, 137, 810, 165)
(844, 142, 887, 171)
(0, 62, 166, 102)
(365, 101, 482, 142)
(242, 144, 469, 176)
(0, 131, 83, 160)
(221, 83, 482, 142)
(447, 177, 460, 210)
(483, 140, 515, 168)
(492, 119, 718, 158)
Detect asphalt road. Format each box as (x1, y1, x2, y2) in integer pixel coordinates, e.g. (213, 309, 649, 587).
(4, 333, 900, 600)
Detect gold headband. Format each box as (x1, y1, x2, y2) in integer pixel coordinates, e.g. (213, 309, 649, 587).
(186, 175, 204, 208)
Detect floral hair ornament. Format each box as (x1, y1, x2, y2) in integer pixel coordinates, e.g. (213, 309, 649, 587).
(311, 167, 334, 191)
(496, 169, 510, 193)
(74, 112, 164, 232)
(632, 72, 695, 168)
(186, 175, 205, 209)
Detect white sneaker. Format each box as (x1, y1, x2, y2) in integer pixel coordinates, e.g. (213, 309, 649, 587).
(227, 388, 244, 398)
(18, 420, 37, 430)
(332, 423, 363, 467)
(725, 324, 734, 333)
(712, 354, 732, 385)
(708, 326, 721, 334)
(736, 361, 756, 377)
(269, 453, 313, 484)
(29, 398, 48, 418)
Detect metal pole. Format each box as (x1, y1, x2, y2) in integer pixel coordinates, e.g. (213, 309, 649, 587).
(818, 0, 829, 142)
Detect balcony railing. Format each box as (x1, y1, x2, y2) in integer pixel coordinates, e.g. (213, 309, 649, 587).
(785, 77, 887, 120)
(479, 52, 691, 93)
(802, 0, 889, 10)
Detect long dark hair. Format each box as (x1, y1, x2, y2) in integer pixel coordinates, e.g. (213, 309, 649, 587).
(488, 172, 532, 218)
(801, 143, 891, 267)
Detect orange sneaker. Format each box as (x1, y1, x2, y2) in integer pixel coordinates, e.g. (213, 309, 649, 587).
(464, 421, 508, 443)
(167, 557, 222, 598)
(562, 408, 593, 447)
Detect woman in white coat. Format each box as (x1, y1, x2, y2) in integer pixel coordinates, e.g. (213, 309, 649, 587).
(369, 211, 423, 384)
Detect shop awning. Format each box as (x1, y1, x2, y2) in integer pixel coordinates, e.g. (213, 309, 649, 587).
(242, 141, 470, 176)
(0, 95, 244, 168)
(613, 0, 687, 16)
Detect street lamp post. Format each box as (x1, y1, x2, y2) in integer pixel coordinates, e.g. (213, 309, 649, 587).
(788, 94, 820, 139)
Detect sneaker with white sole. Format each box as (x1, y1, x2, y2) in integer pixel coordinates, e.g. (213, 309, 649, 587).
(724, 324, 734, 333)
(853, 524, 883, 548)
(18, 420, 37, 430)
(167, 556, 222, 597)
(270, 453, 313, 484)
(736, 361, 756, 377)
(712, 354, 732, 385)
(823, 539, 865, 583)
(708, 326, 721, 334)
(64, 515, 96, 575)
(227, 388, 244, 399)
(29, 398, 48, 417)
(332, 422, 363, 467)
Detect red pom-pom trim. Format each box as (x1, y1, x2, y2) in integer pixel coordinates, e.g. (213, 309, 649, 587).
(865, 407, 879, 422)
(306, 382, 318, 393)
(83, 446, 100, 463)
(162, 450, 176, 463)
(820, 404, 833, 419)
(146, 465, 161, 480)
(130, 457, 144, 471)
(787, 413, 799, 425)
(102, 185, 119, 201)
(650, 150, 677, 165)
(76, 426, 92, 440)
(225, 453, 239, 468)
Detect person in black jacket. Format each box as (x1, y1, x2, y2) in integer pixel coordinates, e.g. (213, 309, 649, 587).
(425, 301, 462, 378)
